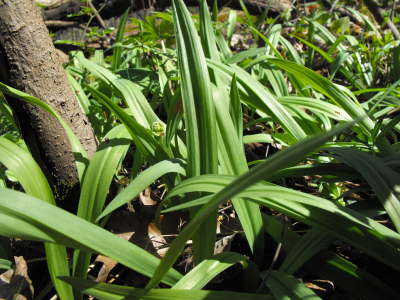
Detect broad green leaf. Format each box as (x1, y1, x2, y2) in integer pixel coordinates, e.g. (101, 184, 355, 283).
(276, 96, 352, 121)
(97, 158, 187, 221)
(326, 147, 400, 232)
(0, 93, 19, 133)
(164, 175, 400, 273)
(172, 0, 218, 264)
(59, 276, 273, 300)
(265, 58, 396, 157)
(75, 55, 118, 87)
(331, 17, 351, 35)
(67, 73, 101, 135)
(84, 84, 168, 163)
(0, 82, 89, 182)
(238, 0, 258, 41)
(172, 252, 258, 292)
(73, 125, 132, 287)
(265, 270, 319, 300)
(145, 121, 355, 288)
(206, 60, 307, 142)
(0, 137, 73, 299)
(112, 8, 130, 71)
(226, 9, 237, 46)
(212, 85, 264, 265)
(0, 189, 182, 286)
(262, 212, 400, 300)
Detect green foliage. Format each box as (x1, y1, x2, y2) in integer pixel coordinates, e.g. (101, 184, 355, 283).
(1, 1, 400, 299)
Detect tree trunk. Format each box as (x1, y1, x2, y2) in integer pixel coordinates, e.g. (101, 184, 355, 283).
(0, 0, 97, 210)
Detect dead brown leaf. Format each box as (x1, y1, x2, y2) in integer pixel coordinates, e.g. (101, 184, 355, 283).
(0, 256, 34, 300)
(91, 187, 189, 282)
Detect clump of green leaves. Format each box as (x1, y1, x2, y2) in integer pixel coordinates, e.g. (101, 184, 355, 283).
(1, 1, 400, 299)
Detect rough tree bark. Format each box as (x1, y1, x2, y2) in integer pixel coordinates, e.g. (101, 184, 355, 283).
(40, 0, 291, 22)
(0, 0, 97, 209)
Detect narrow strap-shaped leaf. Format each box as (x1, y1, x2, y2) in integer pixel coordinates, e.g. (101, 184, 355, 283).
(265, 270, 320, 300)
(172, 0, 219, 264)
(0, 82, 89, 182)
(326, 147, 400, 232)
(266, 58, 396, 157)
(279, 198, 389, 276)
(84, 84, 167, 163)
(212, 84, 264, 265)
(112, 8, 130, 71)
(73, 125, 132, 288)
(76, 55, 118, 86)
(238, 0, 258, 41)
(85, 84, 182, 208)
(279, 229, 334, 275)
(96, 158, 187, 221)
(265, 24, 281, 55)
(0, 138, 73, 299)
(112, 79, 161, 128)
(0, 93, 19, 133)
(229, 74, 243, 144)
(145, 121, 355, 288)
(164, 176, 400, 272)
(172, 252, 258, 291)
(262, 213, 400, 300)
(0, 189, 182, 286)
(59, 276, 273, 300)
(226, 9, 237, 46)
(206, 60, 307, 142)
(199, 0, 230, 105)
(67, 73, 101, 135)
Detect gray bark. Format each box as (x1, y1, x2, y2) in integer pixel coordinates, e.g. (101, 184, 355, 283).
(0, 0, 97, 209)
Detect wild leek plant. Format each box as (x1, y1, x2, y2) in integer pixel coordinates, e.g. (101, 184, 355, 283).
(1, 1, 400, 299)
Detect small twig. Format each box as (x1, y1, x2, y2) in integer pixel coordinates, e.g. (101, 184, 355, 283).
(89, 1, 106, 29)
(255, 215, 286, 294)
(329, 0, 339, 14)
(25, 257, 47, 264)
(218, 204, 233, 213)
(45, 20, 90, 30)
(244, 144, 261, 161)
(142, 0, 147, 17)
(107, 266, 127, 284)
(160, 187, 167, 200)
(79, 0, 109, 43)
